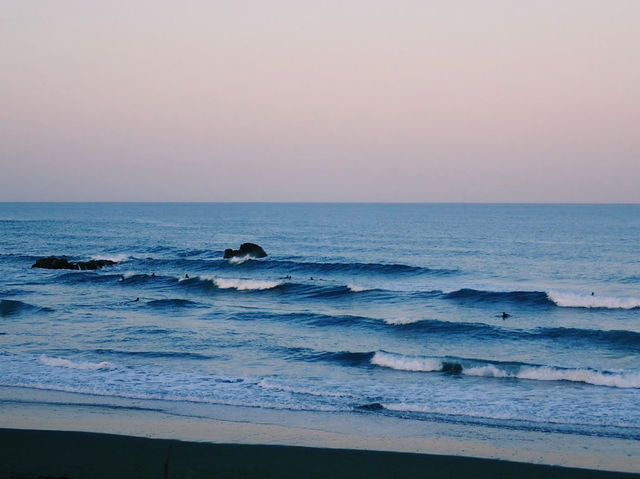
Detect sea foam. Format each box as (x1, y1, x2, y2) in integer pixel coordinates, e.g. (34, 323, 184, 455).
(346, 284, 374, 292)
(371, 351, 442, 372)
(213, 278, 281, 290)
(547, 291, 640, 309)
(383, 316, 422, 325)
(227, 255, 254, 264)
(90, 253, 130, 263)
(39, 355, 111, 371)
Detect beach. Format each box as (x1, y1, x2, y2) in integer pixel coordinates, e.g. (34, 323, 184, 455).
(1, 387, 639, 478)
(2, 427, 638, 479)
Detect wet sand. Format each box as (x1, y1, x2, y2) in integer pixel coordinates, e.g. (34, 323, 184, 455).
(2, 427, 638, 479)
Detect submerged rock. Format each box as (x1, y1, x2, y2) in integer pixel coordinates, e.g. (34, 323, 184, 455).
(32, 256, 117, 270)
(223, 243, 267, 259)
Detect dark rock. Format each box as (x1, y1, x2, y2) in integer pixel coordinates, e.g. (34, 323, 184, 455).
(441, 361, 463, 375)
(32, 256, 117, 270)
(223, 243, 267, 259)
(355, 402, 385, 411)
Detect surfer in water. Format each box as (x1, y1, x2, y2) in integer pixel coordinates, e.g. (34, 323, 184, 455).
(501, 312, 510, 319)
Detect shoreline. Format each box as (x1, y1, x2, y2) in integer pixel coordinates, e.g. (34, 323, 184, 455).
(2, 428, 639, 479)
(0, 386, 639, 475)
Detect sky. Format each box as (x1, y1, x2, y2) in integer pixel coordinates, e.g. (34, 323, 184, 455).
(1, 1, 639, 202)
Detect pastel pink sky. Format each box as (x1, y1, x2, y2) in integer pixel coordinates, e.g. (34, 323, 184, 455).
(1, 1, 639, 202)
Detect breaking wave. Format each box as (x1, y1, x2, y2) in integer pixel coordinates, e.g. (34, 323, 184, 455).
(213, 278, 282, 290)
(320, 350, 640, 389)
(39, 355, 112, 370)
(442, 288, 640, 310)
(90, 253, 130, 263)
(547, 291, 640, 310)
(377, 351, 640, 388)
(178, 275, 282, 291)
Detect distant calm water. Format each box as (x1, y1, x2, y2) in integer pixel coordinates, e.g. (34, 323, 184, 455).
(1, 203, 639, 439)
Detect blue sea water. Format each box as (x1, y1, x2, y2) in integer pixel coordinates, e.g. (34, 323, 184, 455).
(0, 203, 639, 440)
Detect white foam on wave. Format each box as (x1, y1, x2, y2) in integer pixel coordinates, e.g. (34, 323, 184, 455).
(91, 253, 130, 263)
(39, 355, 112, 371)
(547, 290, 640, 309)
(383, 317, 422, 325)
(516, 366, 640, 389)
(467, 363, 640, 388)
(213, 277, 281, 290)
(464, 364, 510, 378)
(371, 351, 442, 372)
(228, 255, 254, 264)
(347, 284, 373, 292)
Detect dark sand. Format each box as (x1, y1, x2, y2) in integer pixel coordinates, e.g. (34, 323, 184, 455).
(1, 428, 638, 479)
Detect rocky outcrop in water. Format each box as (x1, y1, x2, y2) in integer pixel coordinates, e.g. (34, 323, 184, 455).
(32, 256, 117, 270)
(223, 243, 267, 259)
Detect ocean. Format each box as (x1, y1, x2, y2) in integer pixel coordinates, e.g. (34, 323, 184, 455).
(1, 203, 639, 444)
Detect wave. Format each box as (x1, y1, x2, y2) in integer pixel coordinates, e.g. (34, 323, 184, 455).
(212, 278, 282, 290)
(230, 258, 452, 275)
(382, 317, 503, 337)
(287, 283, 389, 299)
(369, 351, 640, 389)
(372, 351, 443, 372)
(547, 291, 640, 310)
(92, 348, 215, 360)
(441, 288, 640, 310)
(310, 348, 640, 388)
(179, 276, 282, 291)
(538, 327, 640, 348)
(90, 253, 130, 263)
(39, 355, 112, 370)
(443, 288, 553, 307)
(383, 316, 423, 325)
(346, 284, 374, 292)
(0, 299, 52, 316)
(138, 255, 456, 277)
(385, 318, 640, 350)
(177, 277, 388, 298)
(227, 255, 259, 264)
(227, 310, 639, 351)
(309, 351, 376, 367)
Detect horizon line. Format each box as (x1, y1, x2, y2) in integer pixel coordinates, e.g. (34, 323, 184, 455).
(1, 201, 638, 206)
